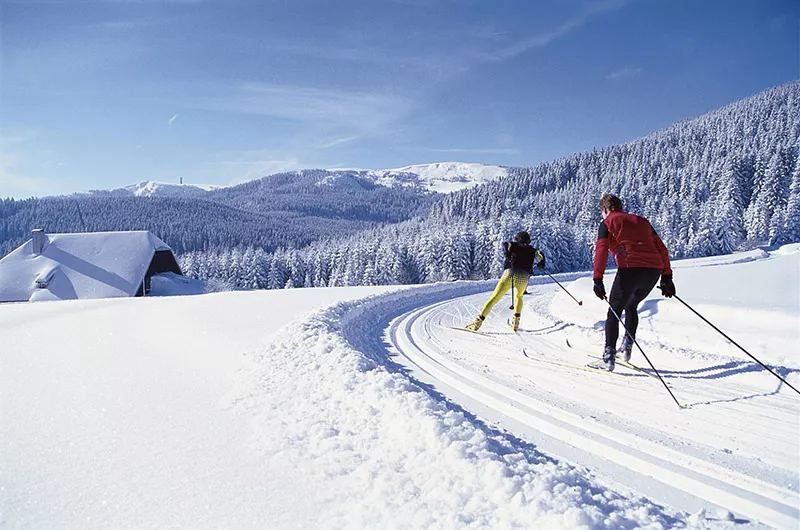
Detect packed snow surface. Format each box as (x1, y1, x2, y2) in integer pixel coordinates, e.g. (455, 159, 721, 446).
(1, 245, 798, 529)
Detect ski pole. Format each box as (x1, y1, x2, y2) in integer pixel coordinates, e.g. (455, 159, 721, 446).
(544, 270, 583, 306)
(664, 290, 800, 396)
(605, 298, 683, 408)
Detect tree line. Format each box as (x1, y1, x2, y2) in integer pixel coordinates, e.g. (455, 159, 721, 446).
(179, 81, 800, 289)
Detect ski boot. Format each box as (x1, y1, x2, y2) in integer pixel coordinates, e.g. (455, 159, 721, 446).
(619, 334, 634, 362)
(511, 313, 521, 332)
(466, 315, 485, 332)
(589, 345, 616, 371)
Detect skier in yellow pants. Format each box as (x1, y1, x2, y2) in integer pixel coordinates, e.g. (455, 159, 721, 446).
(467, 231, 545, 332)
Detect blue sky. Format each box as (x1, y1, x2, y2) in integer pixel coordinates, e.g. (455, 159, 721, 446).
(1, 0, 798, 198)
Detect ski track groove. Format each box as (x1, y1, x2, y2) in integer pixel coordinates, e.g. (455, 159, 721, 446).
(381, 289, 799, 529)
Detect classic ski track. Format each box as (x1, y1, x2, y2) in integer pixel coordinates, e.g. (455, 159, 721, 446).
(385, 293, 799, 529)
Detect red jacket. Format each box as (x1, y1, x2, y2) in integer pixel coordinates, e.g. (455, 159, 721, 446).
(593, 210, 672, 279)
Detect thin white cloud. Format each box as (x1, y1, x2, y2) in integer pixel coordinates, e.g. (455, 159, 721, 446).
(191, 82, 415, 135)
(489, 0, 635, 61)
(268, 43, 385, 64)
(318, 136, 359, 149)
(207, 160, 294, 166)
(76, 17, 169, 30)
(207, 152, 304, 185)
(421, 147, 521, 156)
(0, 134, 72, 197)
(168, 114, 179, 126)
(0, 168, 53, 196)
(0, 138, 57, 197)
(606, 67, 643, 80)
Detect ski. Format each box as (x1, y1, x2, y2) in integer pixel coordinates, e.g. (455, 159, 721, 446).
(506, 317, 521, 334)
(444, 326, 621, 376)
(521, 349, 621, 376)
(441, 325, 494, 336)
(565, 338, 657, 379)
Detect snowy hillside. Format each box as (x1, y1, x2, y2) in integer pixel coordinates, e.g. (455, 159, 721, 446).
(81, 180, 226, 197)
(364, 162, 509, 193)
(2, 246, 798, 529)
(80, 162, 507, 198)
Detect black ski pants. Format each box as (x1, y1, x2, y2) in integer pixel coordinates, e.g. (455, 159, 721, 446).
(605, 267, 662, 348)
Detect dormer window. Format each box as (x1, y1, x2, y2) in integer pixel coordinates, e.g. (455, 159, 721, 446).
(34, 268, 57, 289)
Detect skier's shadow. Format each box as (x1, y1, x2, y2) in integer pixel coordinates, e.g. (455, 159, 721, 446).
(656, 360, 798, 380)
(589, 299, 799, 385)
(592, 299, 661, 331)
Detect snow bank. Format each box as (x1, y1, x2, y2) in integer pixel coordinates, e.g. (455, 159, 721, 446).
(242, 282, 688, 528)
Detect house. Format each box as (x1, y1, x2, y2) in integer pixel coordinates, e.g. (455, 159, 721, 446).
(0, 230, 183, 302)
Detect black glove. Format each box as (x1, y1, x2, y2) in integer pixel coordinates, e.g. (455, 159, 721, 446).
(593, 278, 606, 300)
(537, 258, 546, 269)
(660, 275, 676, 298)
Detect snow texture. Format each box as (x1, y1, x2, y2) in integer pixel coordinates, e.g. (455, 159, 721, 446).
(1, 246, 798, 529)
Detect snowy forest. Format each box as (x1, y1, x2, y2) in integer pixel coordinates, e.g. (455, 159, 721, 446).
(0, 170, 434, 257)
(2, 82, 798, 290)
(178, 81, 800, 290)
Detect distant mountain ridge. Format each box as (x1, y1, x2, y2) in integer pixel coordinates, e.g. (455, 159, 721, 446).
(79, 162, 508, 198)
(4, 163, 497, 257)
(79, 181, 226, 198)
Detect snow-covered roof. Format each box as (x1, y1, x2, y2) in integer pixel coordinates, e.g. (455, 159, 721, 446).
(0, 230, 175, 302)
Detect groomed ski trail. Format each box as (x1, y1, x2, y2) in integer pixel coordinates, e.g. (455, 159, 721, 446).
(383, 285, 799, 529)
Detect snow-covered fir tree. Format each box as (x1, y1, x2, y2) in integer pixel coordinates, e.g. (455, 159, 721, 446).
(166, 81, 800, 289)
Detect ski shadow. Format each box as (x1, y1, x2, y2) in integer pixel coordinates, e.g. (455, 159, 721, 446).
(656, 360, 800, 383)
(677, 364, 800, 407)
(515, 322, 570, 335)
(683, 387, 786, 409)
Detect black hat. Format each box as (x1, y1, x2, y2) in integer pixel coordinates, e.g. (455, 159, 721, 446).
(514, 231, 530, 244)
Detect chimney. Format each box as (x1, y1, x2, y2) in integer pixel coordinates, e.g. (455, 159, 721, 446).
(31, 229, 46, 255)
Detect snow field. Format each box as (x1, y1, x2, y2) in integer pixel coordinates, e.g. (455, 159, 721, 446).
(241, 283, 691, 528)
(1, 246, 797, 529)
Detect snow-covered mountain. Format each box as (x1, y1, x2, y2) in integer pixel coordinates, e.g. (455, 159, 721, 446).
(85, 180, 227, 198)
(82, 162, 507, 198)
(321, 162, 508, 193)
(362, 162, 509, 193)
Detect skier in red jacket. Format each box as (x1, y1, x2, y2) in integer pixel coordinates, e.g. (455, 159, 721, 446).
(591, 194, 675, 371)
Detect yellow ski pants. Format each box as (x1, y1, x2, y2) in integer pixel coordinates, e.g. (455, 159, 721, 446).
(479, 269, 530, 318)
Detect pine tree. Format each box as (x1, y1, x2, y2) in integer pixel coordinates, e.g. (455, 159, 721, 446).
(782, 159, 800, 242)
